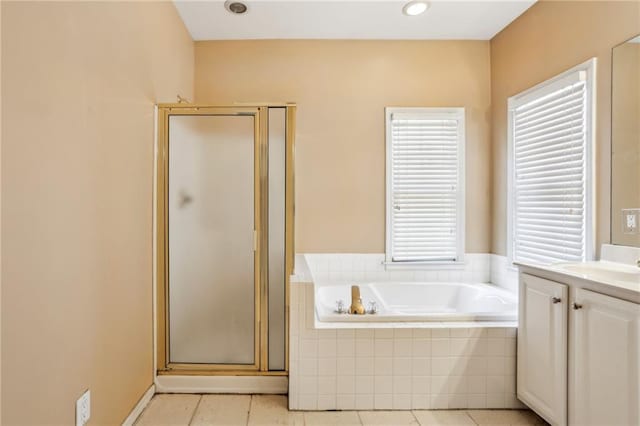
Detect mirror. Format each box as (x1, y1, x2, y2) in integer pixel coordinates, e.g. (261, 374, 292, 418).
(611, 34, 640, 247)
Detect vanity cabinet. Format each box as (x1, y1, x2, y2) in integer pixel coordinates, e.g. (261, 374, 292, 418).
(518, 274, 568, 425)
(570, 288, 640, 426)
(518, 273, 640, 426)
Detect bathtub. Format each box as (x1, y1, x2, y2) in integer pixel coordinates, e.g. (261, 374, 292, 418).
(315, 282, 517, 322)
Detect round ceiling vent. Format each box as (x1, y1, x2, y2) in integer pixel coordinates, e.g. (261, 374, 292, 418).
(224, 1, 248, 15)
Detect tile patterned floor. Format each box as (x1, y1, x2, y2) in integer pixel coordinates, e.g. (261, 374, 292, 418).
(135, 394, 548, 426)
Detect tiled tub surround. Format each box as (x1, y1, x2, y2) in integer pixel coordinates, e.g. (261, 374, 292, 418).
(289, 280, 522, 411)
(490, 255, 519, 293)
(297, 253, 518, 294)
(301, 254, 491, 284)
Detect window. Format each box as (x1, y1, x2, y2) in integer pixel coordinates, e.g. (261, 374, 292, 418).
(508, 59, 596, 265)
(385, 107, 465, 265)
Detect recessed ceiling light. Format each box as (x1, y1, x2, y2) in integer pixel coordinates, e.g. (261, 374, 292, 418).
(403, 1, 429, 16)
(224, 1, 248, 15)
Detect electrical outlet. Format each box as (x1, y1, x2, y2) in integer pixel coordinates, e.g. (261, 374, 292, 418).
(76, 389, 91, 426)
(622, 209, 639, 234)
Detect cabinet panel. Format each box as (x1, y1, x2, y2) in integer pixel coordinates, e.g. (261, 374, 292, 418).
(518, 273, 568, 426)
(570, 288, 640, 426)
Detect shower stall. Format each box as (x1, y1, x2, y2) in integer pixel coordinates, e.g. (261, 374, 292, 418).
(155, 104, 295, 376)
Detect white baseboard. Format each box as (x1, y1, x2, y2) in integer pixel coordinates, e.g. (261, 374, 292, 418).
(122, 384, 155, 426)
(155, 375, 288, 394)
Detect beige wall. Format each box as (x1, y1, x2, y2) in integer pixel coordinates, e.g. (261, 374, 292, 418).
(611, 41, 640, 247)
(195, 40, 492, 253)
(490, 0, 640, 256)
(1, 1, 193, 424)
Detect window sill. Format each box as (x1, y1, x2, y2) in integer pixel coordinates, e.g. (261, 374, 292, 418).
(383, 260, 466, 271)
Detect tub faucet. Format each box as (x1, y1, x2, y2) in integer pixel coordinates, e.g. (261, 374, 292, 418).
(349, 285, 366, 315)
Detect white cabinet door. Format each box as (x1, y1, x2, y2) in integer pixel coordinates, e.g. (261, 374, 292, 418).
(570, 288, 640, 426)
(518, 274, 568, 426)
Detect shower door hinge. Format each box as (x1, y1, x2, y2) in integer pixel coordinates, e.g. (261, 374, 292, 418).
(253, 229, 258, 251)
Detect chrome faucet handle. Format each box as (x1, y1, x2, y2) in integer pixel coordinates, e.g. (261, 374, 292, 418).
(335, 300, 345, 314)
(368, 301, 378, 315)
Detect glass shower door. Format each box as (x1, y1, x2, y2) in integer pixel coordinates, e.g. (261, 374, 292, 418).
(168, 113, 258, 367)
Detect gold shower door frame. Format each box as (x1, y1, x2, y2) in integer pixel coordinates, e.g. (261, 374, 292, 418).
(156, 104, 295, 375)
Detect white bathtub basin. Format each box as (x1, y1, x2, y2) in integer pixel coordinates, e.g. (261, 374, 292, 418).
(315, 282, 517, 322)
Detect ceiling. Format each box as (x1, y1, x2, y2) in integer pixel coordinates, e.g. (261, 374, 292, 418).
(174, 0, 537, 41)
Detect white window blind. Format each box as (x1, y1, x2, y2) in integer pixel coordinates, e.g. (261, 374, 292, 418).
(509, 61, 594, 265)
(386, 108, 465, 263)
